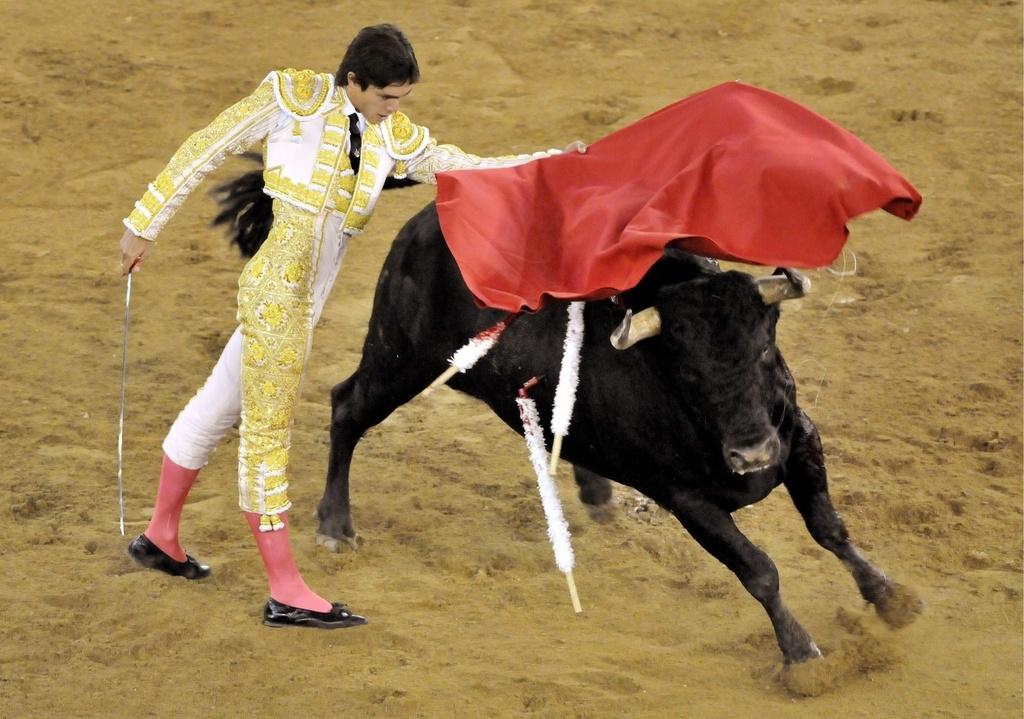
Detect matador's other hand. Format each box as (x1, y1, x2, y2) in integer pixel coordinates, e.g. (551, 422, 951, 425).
(119, 227, 155, 275)
(563, 139, 587, 154)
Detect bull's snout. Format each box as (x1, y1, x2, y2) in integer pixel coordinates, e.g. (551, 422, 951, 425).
(723, 433, 781, 475)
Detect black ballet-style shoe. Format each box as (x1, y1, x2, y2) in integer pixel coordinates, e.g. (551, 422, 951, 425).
(127, 534, 211, 580)
(262, 597, 368, 629)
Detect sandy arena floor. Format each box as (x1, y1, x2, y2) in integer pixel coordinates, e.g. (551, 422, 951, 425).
(0, 1, 1021, 717)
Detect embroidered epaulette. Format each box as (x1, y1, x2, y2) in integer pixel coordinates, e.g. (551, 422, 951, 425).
(265, 68, 335, 119)
(382, 111, 431, 159)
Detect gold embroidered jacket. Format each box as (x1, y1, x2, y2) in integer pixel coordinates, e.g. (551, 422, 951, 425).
(124, 68, 555, 240)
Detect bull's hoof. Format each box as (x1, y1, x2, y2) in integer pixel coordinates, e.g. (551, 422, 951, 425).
(781, 653, 835, 697)
(584, 502, 615, 525)
(315, 532, 360, 552)
(875, 582, 924, 628)
(783, 607, 903, 696)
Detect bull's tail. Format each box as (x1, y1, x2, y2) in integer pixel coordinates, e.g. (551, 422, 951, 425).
(209, 153, 272, 259)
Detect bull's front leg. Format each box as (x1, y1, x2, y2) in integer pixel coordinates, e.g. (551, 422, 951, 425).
(784, 410, 923, 627)
(572, 466, 614, 523)
(669, 489, 822, 664)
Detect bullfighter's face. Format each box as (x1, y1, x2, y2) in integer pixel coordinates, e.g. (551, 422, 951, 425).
(345, 72, 414, 124)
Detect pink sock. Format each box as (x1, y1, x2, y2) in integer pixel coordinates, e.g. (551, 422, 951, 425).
(245, 512, 331, 612)
(143, 453, 200, 562)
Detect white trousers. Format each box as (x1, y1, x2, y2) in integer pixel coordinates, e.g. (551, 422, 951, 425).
(163, 216, 350, 470)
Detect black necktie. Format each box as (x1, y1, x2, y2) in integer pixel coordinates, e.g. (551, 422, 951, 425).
(348, 113, 361, 172)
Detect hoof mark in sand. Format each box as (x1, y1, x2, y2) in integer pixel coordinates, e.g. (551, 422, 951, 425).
(815, 77, 856, 95)
(891, 109, 944, 124)
(11, 494, 50, 520)
(580, 97, 632, 129)
(796, 76, 856, 96)
(829, 36, 865, 52)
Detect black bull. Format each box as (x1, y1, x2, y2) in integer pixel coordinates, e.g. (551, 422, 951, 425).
(309, 202, 921, 665)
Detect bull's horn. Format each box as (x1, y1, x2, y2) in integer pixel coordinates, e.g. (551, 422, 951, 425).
(756, 270, 811, 304)
(610, 307, 662, 350)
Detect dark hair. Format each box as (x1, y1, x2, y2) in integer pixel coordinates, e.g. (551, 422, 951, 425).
(336, 24, 420, 90)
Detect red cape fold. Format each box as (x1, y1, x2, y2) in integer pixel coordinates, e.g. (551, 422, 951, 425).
(435, 81, 921, 312)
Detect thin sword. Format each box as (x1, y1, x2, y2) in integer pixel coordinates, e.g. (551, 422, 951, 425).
(116, 261, 138, 536)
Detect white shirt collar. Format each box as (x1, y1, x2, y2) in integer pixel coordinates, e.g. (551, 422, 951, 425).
(337, 86, 366, 133)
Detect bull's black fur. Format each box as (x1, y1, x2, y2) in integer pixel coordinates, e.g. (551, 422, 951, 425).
(230, 190, 917, 665)
(210, 155, 419, 258)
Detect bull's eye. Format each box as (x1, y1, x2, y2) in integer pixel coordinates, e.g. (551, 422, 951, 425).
(760, 345, 771, 361)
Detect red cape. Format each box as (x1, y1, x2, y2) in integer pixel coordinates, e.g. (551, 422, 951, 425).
(435, 82, 921, 312)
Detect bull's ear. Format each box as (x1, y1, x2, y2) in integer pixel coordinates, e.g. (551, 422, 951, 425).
(756, 269, 811, 304)
(664, 246, 721, 275)
(623, 248, 719, 309)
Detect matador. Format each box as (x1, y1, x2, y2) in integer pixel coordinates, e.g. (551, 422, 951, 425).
(118, 24, 584, 629)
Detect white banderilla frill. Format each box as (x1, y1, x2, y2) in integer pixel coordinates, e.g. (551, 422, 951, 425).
(517, 382, 582, 614)
(421, 315, 516, 397)
(549, 301, 585, 475)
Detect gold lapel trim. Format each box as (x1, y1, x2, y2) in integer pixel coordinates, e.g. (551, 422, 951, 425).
(267, 69, 335, 119)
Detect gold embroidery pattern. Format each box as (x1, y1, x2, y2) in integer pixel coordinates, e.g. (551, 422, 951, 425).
(263, 166, 322, 212)
(391, 112, 414, 140)
(258, 514, 285, 532)
(263, 110, 354, 214)
(253, 105, 395, 234)
(270, 69, 333, 118)
(125, 81, 278, 238)
(342, 123, 386, 234)
(403, 140, 553, 185)
(139, 191, 161, 216)
(326, 112, 360, 208)
(236, 201, 320, 516)
(383, 111, 429, 158)
(334, 170, 356, 198)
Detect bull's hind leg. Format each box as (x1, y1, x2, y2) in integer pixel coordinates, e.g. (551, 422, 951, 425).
(315, 361, 439, 551)
(669, 489, 822, 664)
(784, 411, 923, 627)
